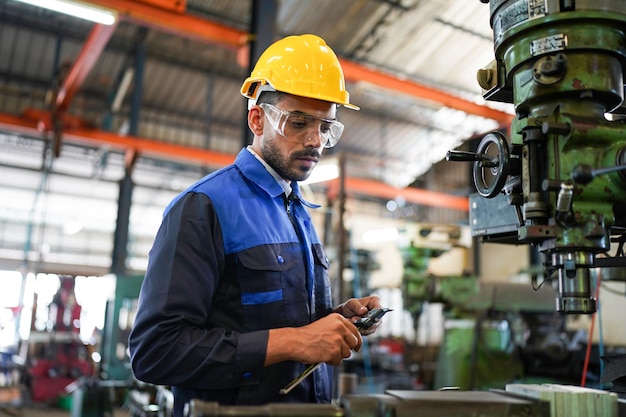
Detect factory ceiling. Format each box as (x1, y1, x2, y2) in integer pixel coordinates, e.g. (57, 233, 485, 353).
(0, 0, 514, 275)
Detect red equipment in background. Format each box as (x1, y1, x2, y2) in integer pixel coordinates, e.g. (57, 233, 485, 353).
(28, 340, 93, 403)
(26, 276, 94, 404)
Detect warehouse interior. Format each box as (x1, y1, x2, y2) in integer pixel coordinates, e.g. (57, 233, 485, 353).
(1, 0, 626, 416)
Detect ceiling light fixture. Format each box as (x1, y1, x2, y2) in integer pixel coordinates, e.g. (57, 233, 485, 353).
(14, 0, 118, 25)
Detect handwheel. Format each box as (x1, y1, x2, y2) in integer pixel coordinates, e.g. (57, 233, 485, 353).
(472, 131, 510, 198)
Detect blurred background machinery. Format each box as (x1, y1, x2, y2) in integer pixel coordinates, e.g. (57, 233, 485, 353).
(25, 276, 94, 405)
(397, 223, 593, 392)
(183, 391, 551, 417)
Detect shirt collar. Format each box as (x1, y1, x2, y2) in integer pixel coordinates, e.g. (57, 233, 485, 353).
(239, 147, 320, 209)
(246, 146, 292, 196)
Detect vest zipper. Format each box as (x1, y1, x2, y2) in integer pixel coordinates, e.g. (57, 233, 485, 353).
(284, 193, 297, 228)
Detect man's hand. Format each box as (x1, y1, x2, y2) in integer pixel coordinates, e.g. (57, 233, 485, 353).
(266, 313, 362, 366)
(265, 296, 384, 367)
(334, 296, 382, 336)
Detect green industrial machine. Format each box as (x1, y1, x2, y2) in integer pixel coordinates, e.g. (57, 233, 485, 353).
(401, 243, 475, 319)
(100, 274, 144, 382)
(448, 0, 626, 314)
(397, 224, 516, 391)
(399, 223, 477, 318)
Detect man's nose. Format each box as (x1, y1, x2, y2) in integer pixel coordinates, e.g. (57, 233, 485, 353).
(305, 124, 325, 147)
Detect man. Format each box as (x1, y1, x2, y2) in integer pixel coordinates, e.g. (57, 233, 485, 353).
(128, 34, 381, 416)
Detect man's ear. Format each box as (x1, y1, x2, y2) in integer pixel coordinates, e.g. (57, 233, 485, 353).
(248, 106, 264, 136)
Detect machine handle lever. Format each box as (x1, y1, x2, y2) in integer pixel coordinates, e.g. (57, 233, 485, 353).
(446, 150, 496, 166)
(571, 163, 626, 185)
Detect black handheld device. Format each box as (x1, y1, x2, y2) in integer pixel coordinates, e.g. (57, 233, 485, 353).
(354, 307, 392, 330)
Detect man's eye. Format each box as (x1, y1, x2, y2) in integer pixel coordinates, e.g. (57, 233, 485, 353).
(288, 117, 308, 129)
(320, 123, 332, 134)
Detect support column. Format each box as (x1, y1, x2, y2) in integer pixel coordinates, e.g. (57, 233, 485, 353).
(111, 151, 137, 275)
(110, 31, 147, 275)
(242, 0, 277, 147)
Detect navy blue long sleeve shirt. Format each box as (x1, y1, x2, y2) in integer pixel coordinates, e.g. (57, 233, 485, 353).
(128, 148, 334, 416)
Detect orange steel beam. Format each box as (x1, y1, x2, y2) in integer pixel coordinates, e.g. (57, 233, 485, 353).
(339, 59, 513, 124)
(86, 0, 248, 48)
(56, 23, 118, 112)
(0, 112, 41, 137)
(135, 0, 186, 13)
(0, 111, 234, 168)
(343, 177, 469, 212)
(0, 111, 467, 210)
(66, 127, 236, 167)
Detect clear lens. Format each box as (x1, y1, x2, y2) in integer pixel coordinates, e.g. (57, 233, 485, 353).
(259, 103, 343, 148)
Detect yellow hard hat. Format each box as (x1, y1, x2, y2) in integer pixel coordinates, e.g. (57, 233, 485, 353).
(241, 34, 359, 110)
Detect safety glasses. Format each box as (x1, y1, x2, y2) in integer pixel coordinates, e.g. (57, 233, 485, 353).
(259, 103, 344, 148)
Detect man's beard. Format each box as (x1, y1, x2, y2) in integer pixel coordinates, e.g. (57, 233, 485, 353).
(261, 139, 320, 182)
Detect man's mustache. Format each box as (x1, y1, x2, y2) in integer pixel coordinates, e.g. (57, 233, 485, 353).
(292, 150, 321, 159)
